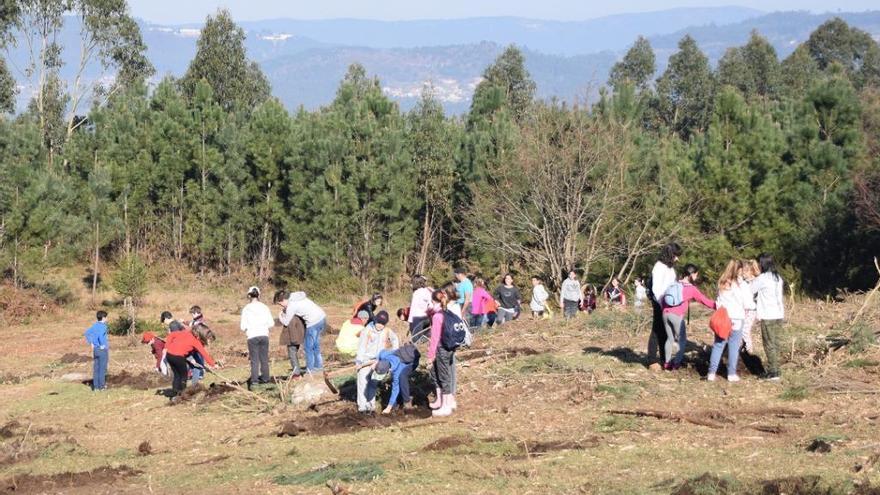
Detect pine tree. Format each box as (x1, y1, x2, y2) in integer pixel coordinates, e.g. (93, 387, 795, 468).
(609, 36, 656, 93)
(805, 18, 880, 89)
(717, 31, 781, 102)
(180, 9, 271, 112)
(654, 35, 716, 140)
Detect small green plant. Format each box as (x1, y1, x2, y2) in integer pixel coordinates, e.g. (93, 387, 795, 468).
(779, 384, 809, 401)
(596, 383, 639, 400)
(844, 358, 880, 368)
(595, 415, 638, 433)
(846, 325, 876, 355)
(274, 461, 384, 486)
(511, 354, 574, 374)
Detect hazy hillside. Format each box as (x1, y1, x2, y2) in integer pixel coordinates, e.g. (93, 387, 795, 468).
(4, 8, 880, 114)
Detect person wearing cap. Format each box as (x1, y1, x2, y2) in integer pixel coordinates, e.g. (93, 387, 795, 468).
(284, 291, 328, 373)
(274, 290, 306, 377)
(363, 348, 408, 414)
(141, 332, 168, 375)
(240, 286, 275, 385)
(355, 310, 399, 413)
(336, 310, 368, 358)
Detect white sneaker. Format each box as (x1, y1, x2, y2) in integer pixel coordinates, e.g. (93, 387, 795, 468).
(447, 394, 457, 410)
(727, 375, 741, 382)
(432, 404, 452, 417)
(706, 373, 716, 382)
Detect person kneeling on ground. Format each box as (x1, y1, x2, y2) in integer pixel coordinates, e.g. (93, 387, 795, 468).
(275, 290, 307, 377)
(141, 331, 168, 375)
(355, 310, 399, 413)
(165, 328, 219, 397)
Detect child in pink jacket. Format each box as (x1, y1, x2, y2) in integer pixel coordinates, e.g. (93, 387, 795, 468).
(661, 264, 716, 370)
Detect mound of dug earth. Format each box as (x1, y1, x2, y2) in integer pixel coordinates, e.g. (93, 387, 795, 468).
(104, 371, 168, 390)
(1, 466, 142, 494)
(278, 407, 432, 437)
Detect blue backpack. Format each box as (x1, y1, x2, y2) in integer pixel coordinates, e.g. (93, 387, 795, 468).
(662, 282, 685, 307)
(440, 310, 470, 351)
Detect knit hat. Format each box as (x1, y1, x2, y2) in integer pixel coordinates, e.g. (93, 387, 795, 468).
(374, 359, 391, 375)
(141, 332, 155, 344)
(374, 310, 389, 326)
(356, 310, 370, 321)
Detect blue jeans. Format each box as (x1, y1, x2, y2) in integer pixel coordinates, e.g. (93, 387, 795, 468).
(92, 347, 108, 390)
(189, 352, 205, 385)
(304, 319, 326, 372)
(470, 314, 486, 329)
(709, 320, 744, 376)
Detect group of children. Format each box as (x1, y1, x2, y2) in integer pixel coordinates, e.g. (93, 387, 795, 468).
(649, 243, 786, 381)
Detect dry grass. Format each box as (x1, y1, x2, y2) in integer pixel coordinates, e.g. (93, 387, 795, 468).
(0, 274, 879, 494)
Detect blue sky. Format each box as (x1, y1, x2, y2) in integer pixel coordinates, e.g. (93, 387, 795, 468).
(129, 0, 879, 24)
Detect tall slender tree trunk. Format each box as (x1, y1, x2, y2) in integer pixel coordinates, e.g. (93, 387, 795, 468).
(123, 193, 130, 256)
(91, 221, 100, 299)
(417, 204, 432, 275)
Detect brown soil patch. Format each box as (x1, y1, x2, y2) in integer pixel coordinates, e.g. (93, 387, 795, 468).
(508, 436, 601, 458)
(1, 466, 142, 494)
(58, 353, 91, 364)
(672, 473, 736, 495)
(102, 371, 168, 390)
(422, 434, 474, 452)
(176, 383, 236, 403)
(278, 407, 432, 437)
(458, 347, 541, 362)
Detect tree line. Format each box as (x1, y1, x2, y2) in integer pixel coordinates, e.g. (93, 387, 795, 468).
(0, 5, 878, 298)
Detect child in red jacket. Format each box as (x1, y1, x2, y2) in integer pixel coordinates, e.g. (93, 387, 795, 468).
(141, 332, 167, 375)
(165, 331, 219, 396)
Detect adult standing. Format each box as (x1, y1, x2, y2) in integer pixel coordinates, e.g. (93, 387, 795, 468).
(454, 268, 473, 325)
(560, 270, 583, 319)
(274, 290, 307, 377)
(751, 253, 785, 381)
(649, 243, 681, 365)
(286, 291, 328, 373)
(494, 274, 522, 325)
(240, 286, 275, 385)
(407, 275, 433, 343)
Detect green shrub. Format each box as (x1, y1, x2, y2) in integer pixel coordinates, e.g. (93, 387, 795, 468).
(844, 358, 880, 368)
(108, 316, 165, 336)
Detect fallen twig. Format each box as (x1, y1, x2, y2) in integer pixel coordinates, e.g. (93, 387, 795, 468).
(607, 409, 724, 429)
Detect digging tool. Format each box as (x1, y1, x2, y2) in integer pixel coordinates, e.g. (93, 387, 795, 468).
(321, 362, 374, 394)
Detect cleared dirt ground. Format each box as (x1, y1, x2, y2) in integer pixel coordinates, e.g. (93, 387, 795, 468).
(0, 278, 879, 494)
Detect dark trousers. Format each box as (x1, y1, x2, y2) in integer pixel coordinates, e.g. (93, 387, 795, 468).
(167, 354, 189, 393)
(247, 336, 270, 383)
(409, 317, 429, 343)
(430, 347, 455, 394)
(287, 344, 301, 375)
(650, 299, 667, 364)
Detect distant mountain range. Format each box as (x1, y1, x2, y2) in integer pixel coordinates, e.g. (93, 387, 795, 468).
(5, 7, 880, 114)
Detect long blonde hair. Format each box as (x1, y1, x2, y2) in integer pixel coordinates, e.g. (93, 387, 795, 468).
(717, 260, 741, 291)
(741, 259, 760, 279)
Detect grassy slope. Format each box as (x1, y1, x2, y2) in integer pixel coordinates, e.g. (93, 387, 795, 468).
(0, 276, 878, 494)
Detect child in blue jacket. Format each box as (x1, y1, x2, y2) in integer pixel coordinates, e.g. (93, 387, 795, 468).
(84, 311, 109, 391)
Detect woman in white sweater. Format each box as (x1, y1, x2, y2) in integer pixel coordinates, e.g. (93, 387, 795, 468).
(240, 286, 276, 385)
(708, 261, 750, 382)
(751, 253, 785, 381)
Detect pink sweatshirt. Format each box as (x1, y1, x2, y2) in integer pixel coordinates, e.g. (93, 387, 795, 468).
(427, 310, 445, 361)
(662, 282, 716, 317)
(471, 287, 492, 315)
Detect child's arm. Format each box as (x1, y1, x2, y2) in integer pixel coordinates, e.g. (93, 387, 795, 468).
(692, 287, 717, 310)
(384, 369, 401, 413)
(427, 312, 443, 361)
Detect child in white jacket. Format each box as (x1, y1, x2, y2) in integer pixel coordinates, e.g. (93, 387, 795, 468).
(530, 276, 549, 318)
(707, 261, 751, 382)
